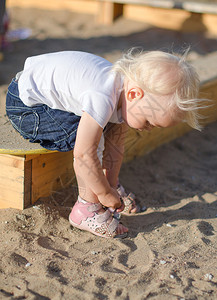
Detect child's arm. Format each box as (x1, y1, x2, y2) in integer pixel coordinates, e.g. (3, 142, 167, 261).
(73, 112, 122, 209)
(103, 122, 128, 188)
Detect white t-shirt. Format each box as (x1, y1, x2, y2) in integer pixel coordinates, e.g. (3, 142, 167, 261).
(18, 51, 123, 128)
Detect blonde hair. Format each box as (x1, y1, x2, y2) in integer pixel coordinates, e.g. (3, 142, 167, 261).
(112, 48, 204, 130)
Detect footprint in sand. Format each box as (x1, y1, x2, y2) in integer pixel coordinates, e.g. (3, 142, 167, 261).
(119, 234, 155, 272)
(37, 236, 69, 257)
(197, 221, 214, 236)
(101, 234, 154, 274)
(46, 261, 68, 285)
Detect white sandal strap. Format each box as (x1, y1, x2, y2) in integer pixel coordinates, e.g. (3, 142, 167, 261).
(97, 209, 111, 223)
(117, 184, 127, 197)
(95, 215, 119, 237)
(107, 217, 119, 233)
(77, 196, 102, 212)
(87, 203, 102, 212)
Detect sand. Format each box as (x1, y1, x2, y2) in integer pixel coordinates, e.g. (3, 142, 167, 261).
(0, 5, 217, 300)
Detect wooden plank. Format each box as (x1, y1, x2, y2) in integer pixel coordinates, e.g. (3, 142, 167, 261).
(0, 155, 25, 209)
(7, 0, 98, 14)
(31, 151, 74, 203)
(203, 14, 217, 35)
(0, 151, 75, 209)
(97, 0, 217, 14)
(96, 0, 217, 34)
(124, 4, 217, 34)
(97, 2, 123, 24)
(124, 5, 192, 31)
(0, 154, 25, 166)
(24, 159, 32, 208)
(0, 164, 24, 180)
(0, 173, 24, 187)
(0, 155, 24, 183)
(0, 191, 24, 209)
(199, 80, 217, 125)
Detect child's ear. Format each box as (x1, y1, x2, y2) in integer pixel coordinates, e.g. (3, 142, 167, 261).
(127, 87, 144, 102)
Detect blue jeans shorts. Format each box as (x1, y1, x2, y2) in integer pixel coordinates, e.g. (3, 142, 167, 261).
(6, 79, 81, 152)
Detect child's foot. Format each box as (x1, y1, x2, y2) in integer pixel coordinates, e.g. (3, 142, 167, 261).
(69, 196, 128, 238)
(117, 184, 141, 215)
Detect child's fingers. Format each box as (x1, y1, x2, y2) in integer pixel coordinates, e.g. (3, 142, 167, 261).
(108, 198, 124, 213)
(116, 199, 125, 213)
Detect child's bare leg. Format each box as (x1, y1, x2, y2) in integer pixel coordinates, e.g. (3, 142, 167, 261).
(103, 123, 127, 187)
(102, 123, 140, 214)
(75, 173, 99, 203)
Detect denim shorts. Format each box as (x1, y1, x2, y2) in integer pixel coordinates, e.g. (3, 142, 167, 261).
(6, 79, 81, 152)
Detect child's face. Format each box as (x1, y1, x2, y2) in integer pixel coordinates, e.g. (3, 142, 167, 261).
(122, 87, 181, 131)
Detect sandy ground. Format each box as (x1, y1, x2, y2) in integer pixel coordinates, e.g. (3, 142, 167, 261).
(0, 5, 217, 300)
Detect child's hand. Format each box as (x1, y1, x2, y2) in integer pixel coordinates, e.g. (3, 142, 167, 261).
(115, 199, 125, 213)
(98, 188, 123, 210)
(108, 198, 125, 213)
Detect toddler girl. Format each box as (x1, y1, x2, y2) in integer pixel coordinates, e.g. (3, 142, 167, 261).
(6, 49, 201, 238)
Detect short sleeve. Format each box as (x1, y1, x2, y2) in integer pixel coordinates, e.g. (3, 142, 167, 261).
(80, 91, 115, 128)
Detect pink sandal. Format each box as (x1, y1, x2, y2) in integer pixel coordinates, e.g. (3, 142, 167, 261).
(69, 196, 128, 238)
(117, 184, 141, 215)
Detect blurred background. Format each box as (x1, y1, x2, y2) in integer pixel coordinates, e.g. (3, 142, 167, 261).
(1, 0, 217, 86)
